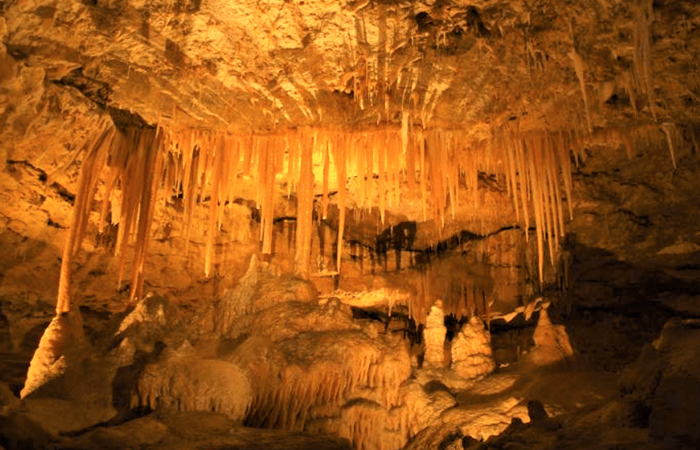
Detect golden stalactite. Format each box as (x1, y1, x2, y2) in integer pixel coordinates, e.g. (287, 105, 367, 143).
(321, 136, 330, 220)
(295, 131, 315, 276)
(56, 119, 114, 314)
(377, 129, 387, 224)
(58, 119, 586, 315)
(332, 132, 347, 273)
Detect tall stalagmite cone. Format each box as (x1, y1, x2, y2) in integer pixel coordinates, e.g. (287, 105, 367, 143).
(525, 308, 575, 367)
(20, 311, 85, 398)
(423, 300, 447, 368)
(451, 315, 496, 379)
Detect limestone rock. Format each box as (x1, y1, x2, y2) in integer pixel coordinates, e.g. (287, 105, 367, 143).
(622, 318, 700, 445)
(649, 375, 700, 446)
(117, 294, 184, 351)
(424, 300, 447, 368)
(451, 316, 495, 380)
(216, 255, 318, 336)
(0, 382, 19, 415)
(134, 341, 252, 422)
(0, 409, 55, 450)
(406, 396, 530, 449)
(51, 415, 168, 450)
(249, 298, 359, 342)
(401, 379, 458, 437)
(232, 320, 411, 450)
(150, 410, 352, 450)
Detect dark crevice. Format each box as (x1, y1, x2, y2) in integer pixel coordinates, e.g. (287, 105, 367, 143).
(617, 209, 651, 227)
(54, 67, 112, 109)
(273, 216, 297, 224)
(51, 183, 76, 204)
(573, 171, 664, 195)
(107, 106, 152, 129)
(52, 69, 152, 129)
(47, 217, 67, 229)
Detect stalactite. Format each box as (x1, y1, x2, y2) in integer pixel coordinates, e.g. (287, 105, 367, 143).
(553, 131, 574, 219)
(333, 134, 347, 273)
(406, 121, 416, 198)
(260, 137, 277, 256)
(505, 133, 520, 224)
(128, 129, 164, 303)
(661, 123, 678, 169)
(515, 137, 530, 237)
(356, 133, 366, 209)
(377, 130, 387, 224)
(365, 133, 374, 212)
(568, 49, 593, 133)
(216, 136, 231, 230)
(546, 134, 565, 242)
(419, 130, 427, 221)
(98, 164, 118, 234)
(115, 129, 142, 287)
(321, 137, 330, 219)
(295, 133, 314, 276)
(633, 0, 656, 121)
(401, 112, 410, 194)
(56, 122, 114, 314)
(391, 130, 402, 208)
(526, 136, 546, 282)
(181, 133, 200, 259)
(446, 134, 457, 220)
(205, 136, 225, 277)
(539, 135, 557, 265)
(56, 120, 583, 316)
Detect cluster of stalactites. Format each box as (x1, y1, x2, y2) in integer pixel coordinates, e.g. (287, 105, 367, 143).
(62, 120, 577, 312)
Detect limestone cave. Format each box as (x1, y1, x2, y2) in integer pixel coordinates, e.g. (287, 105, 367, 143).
(1, 0, 700, 449)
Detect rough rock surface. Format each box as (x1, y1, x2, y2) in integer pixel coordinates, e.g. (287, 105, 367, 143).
(619, 318, 700, 448)
(134, 341, 252, 422)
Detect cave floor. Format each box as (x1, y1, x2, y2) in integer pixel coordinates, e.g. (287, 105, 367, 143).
(0, 302, 677, 450)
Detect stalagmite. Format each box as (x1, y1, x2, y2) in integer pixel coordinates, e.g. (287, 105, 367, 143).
(423, 300, 447, 368)
(524, 308, 575, 367)
(451, 316, 496, 379)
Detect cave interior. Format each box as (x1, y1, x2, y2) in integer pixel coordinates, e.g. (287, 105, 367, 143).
(2, 1, 700, 449)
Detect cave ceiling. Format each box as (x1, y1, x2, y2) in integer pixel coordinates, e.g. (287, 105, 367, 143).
(2, 0, 700, 313)
(5, 0, 699, 135)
